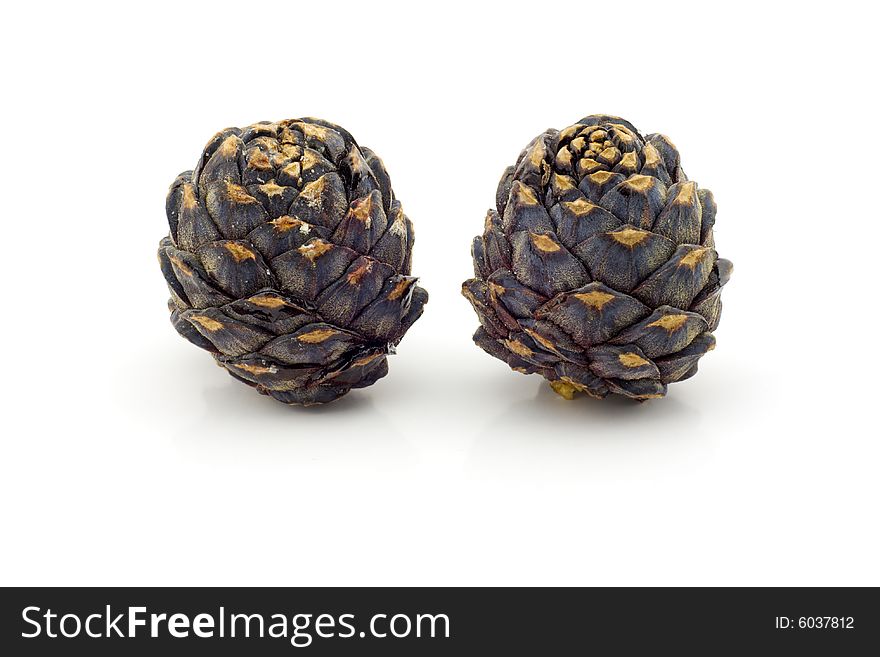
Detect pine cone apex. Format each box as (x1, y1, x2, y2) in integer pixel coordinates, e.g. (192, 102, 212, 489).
(159, 118, 427, 405)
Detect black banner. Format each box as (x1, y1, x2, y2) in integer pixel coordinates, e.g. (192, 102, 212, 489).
(1, 587, 876, 654)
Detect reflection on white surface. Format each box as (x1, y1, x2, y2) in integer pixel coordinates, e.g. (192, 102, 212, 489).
(116, 338, 418, 470)
(468, 383, 711, 481)
(119, 328, 734, 480)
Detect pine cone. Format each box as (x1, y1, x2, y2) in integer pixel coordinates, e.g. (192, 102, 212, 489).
(159, 118, 427, 405)
(463, 115, 732, 401)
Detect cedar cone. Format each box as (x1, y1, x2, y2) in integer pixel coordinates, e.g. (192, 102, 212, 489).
(463, 115, 731, 400)
(159, 118, 427, 405)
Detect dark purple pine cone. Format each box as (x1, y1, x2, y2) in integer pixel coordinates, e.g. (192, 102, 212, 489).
(463, 115, 732, 401)
(159, 119, 427, 405)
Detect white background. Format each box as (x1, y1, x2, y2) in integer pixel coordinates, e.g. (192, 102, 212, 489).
(2, 0, 878, 586)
